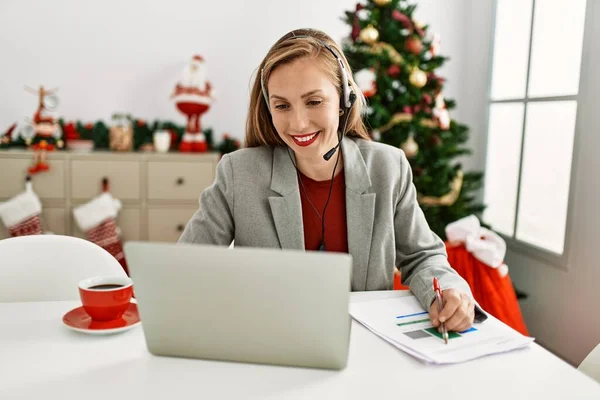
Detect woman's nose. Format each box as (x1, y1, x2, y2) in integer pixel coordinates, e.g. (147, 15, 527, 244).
(288, 107, 310, 133)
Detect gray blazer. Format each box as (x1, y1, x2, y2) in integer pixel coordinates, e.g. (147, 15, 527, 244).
(179, 137, 476, 312)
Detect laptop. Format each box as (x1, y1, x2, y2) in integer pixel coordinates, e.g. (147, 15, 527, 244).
(123, 241, 353, 370)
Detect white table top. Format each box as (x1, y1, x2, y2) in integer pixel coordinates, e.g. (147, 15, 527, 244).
(1, 291, 598, 399)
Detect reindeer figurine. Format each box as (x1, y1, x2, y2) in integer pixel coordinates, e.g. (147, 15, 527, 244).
(23, 85, 63, 174)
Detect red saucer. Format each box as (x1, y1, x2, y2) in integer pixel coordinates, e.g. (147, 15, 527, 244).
(62, 302, 141, 335)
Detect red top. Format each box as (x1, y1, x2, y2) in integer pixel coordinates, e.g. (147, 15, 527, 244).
(298, 170, 348, 253)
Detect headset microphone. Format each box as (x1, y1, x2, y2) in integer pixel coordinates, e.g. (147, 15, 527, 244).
(323, 146, 338, 161)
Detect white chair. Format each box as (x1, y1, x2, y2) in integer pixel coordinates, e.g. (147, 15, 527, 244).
(578, 344, 600, 383)
(0, 235, 126, 302)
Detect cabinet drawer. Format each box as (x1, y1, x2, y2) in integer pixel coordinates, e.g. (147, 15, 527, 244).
(72, 207, 141, 242)
(147, 207, 197, 242)
(0, 207, 66, 239)
(147, 161, 215, 201)
(0, 158, 65, 199)
(71, 160, 140, 200)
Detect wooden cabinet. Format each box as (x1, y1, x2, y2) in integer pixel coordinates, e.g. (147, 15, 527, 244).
(0, 150, 219, 242)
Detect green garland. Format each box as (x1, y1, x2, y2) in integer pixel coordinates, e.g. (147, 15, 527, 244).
(0, 118, 241, 155)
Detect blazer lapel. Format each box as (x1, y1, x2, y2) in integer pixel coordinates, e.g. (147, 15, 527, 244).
(269, 146, 305, 250)
(342, 138, 376, 290)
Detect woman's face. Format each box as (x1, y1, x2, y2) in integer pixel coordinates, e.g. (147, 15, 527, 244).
(267, 57, 340, 160)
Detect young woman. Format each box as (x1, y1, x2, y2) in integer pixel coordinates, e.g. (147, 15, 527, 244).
(179, 28, 484, 332)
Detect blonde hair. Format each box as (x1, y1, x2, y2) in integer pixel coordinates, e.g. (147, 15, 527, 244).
(245, 28, 370, 148)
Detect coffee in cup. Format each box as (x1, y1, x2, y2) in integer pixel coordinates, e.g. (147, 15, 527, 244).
(78, 276, 133, 321)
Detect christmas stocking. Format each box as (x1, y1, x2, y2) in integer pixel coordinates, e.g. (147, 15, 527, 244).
(0, 181, 43, 237)
(73, 193, 129, 275)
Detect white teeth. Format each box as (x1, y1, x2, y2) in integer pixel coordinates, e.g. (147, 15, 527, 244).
(294, 132, 318, 142)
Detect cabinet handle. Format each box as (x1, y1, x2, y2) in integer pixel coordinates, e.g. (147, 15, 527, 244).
(177, 224, 185, 232)
(176, 177, 185, 186)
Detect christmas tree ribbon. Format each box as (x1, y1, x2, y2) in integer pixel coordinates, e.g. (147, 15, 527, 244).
(418, 170, 463, 207)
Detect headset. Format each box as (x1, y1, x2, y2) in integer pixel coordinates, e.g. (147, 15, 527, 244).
(260, 31, 357, 251)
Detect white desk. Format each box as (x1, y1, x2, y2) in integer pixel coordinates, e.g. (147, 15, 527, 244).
(1, 291, 598, 399)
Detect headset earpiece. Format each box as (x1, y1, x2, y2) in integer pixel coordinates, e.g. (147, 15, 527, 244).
(348, 91, 357, 108)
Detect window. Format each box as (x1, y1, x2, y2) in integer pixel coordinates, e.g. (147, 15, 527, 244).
(483, 0, 587, 259)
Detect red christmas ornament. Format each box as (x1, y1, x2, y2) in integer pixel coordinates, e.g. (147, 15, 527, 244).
(422, 94, 432, 105)
(406, 37, 423, 55)
(403, 105, 413, 114)
(137, 120, 146, 127)
(387, 64, 401, 77)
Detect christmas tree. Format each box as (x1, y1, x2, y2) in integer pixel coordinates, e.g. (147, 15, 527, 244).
(341, 0, 485, 240)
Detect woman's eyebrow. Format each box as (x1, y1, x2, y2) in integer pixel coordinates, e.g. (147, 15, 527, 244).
(270, 89, 324, 101)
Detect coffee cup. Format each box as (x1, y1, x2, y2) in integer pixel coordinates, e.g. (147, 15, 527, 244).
(78, 276, 134, 321)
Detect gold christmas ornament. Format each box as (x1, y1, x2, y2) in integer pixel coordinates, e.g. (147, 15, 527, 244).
(359, 25, 379, 45)
(374, 0, 392, 6)
(400, 134, 419, 158)
(418, 170, 464, 207)
(409, 68, 427, 88)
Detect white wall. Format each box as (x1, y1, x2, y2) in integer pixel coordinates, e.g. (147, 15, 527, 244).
(0, 0, 468, 145)
(458, 0, 495, 177)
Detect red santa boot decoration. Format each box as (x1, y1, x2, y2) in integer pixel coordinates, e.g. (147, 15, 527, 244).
(0, 177, 44, 237)
(171, 55, 214, 152)
(73, 179, 128, 275)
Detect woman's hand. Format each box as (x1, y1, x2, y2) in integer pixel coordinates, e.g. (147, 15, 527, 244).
(429, 289, 474, 332)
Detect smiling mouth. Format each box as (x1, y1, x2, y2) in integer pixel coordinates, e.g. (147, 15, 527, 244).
(291, 131, 320, 147)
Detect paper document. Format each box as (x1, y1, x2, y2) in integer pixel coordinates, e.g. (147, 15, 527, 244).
(350, 295, 534, 364)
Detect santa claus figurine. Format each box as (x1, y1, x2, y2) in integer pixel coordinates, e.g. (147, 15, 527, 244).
(171, 55, 214, 152)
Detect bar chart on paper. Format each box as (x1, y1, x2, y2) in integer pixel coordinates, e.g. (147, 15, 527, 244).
(350, 296, 534, 364)
(395, 309, 476, 344)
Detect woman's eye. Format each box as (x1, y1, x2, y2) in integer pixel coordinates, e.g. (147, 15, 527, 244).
(307, 100, 322, 106)
(274, 104, 288, 110)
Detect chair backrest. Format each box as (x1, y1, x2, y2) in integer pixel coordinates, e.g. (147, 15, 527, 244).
(578, 344, 600, 383)
(0, 235, 126, 302)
